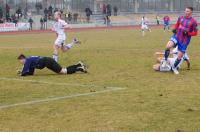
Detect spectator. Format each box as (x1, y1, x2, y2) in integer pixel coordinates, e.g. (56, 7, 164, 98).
(106, 4, 111, 16)
(6, 4, 10, 17)
(113, 6, 118, 16)
(16, 8, 22, 19)
(40, 17, 44, 29)
(102, 4, 106, 14)
(85, 7, 92, 23)
(68, 12, 72, 21)
(48, 5, 53, 13)
(44, 8, 48, 17)
(104, 15, 110, 26)
(28, 17, 34, 30)
(43, 16, 47, 29)
(0, 7, 3, 19)
(73, 13, 78, 23)
(48, 5, 53, 19)
(0, 18, 4, 23)
(54, 8, 58, 13)
(13, 18, 18, 26)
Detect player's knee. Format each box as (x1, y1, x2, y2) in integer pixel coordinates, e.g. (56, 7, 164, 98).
(166, 41, 174, 48)
(53, 45, 59, 51)
(165, 48, 170, 53)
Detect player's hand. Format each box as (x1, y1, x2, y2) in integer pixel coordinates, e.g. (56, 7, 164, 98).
(17, 70, 22, 75)
(182, 31, 188, 36)
(172, 29, 177, 34)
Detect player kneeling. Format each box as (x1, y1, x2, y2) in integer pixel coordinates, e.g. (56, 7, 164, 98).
(17, 54, 87, 76)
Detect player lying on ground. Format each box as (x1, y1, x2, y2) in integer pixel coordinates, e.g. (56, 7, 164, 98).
(162, 7, 198, 74)
(52, 11, 80, 62)
(141, 16, 151, 36)
(153, 52, 190, 72)
(17, 54, 87, 76)
(154, 46, 190, 72)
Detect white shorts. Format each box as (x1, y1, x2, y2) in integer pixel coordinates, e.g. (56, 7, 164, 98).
(141, 25, 149, 30)
(54, 35, 66, 47)
(168, 58, 176, 67)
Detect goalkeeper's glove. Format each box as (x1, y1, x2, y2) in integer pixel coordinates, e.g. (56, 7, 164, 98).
(172, 29, 177, 34)
(17, 70, 22, 75)
(182, 31, 188, 36)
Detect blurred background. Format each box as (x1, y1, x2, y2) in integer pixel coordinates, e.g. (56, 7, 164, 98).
(0, 0, 200, 30)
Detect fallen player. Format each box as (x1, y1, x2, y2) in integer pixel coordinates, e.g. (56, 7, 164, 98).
(153, 47, 190, 72)
(17, 54, 87, 76)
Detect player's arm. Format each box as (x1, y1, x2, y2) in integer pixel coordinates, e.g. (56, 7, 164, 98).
(20, 60, 34, 76)
(172, 17, 181, 33)
(62, 21, 70, 29)
(188, 21, 198, 36)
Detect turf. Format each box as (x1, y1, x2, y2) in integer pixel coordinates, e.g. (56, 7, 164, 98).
(0, 28, 200, 132)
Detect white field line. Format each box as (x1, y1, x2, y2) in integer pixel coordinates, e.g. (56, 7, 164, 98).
(0, 87, 125, 110)
(0, 77, 126, 109)
(0, 46, 49, 49)
(0, 77, 125, 89)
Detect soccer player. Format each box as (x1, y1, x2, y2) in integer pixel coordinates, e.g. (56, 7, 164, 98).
(155, 46, 190, 70)
(141, 16, 151, 36)
(17, 54, 87, 76)
(162, 7, 198, 74)
(163, 15, 170, 32)
(52, 11, 80, 62)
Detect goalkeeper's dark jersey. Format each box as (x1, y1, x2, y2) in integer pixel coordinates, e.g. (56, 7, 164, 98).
(21, 56, 42, 76)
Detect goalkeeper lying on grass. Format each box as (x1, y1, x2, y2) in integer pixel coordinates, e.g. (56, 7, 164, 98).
(17, 54, 87, 76)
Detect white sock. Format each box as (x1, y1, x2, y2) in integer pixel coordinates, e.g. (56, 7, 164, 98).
(53, 54, 58, 62)
(62, 68, 67, 74)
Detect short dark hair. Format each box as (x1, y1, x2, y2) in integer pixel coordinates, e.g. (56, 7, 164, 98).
(17, 54, 26, 60)
(186, 7, 193, 11)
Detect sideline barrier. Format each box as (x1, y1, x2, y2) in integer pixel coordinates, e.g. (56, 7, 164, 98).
(0, 23, 30, 32)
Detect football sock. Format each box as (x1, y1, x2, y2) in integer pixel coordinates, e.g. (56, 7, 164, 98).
(173, 58, 181, 69)
(164, 48, 170, 60)
(52, 54, 58, 62)
(66, 64, 81, 74)
(62, 68, 67, 74)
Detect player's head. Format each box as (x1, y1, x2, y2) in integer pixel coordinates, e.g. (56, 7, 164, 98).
(185, 7, 193, 18)
(54, 11, 61, 20)
(17, 54, 26, 64)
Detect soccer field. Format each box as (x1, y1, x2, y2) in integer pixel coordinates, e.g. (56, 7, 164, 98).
(0, 28, 200, 132)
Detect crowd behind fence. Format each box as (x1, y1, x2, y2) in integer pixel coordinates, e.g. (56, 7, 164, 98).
(0, 0, 200, 31)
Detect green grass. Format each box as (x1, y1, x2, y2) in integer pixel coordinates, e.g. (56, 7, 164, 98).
(0, 28, 200, 132)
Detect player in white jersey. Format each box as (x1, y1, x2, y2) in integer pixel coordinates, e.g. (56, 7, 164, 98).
(52, 11, 80, 62)
(141, 16, 151, 36)
(153, 47, 190, 72)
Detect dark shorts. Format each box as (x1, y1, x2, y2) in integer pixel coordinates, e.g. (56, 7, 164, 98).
(38, 57, 62, 73)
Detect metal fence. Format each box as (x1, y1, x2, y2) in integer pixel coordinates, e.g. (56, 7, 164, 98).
(1, 0, 200, 14)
